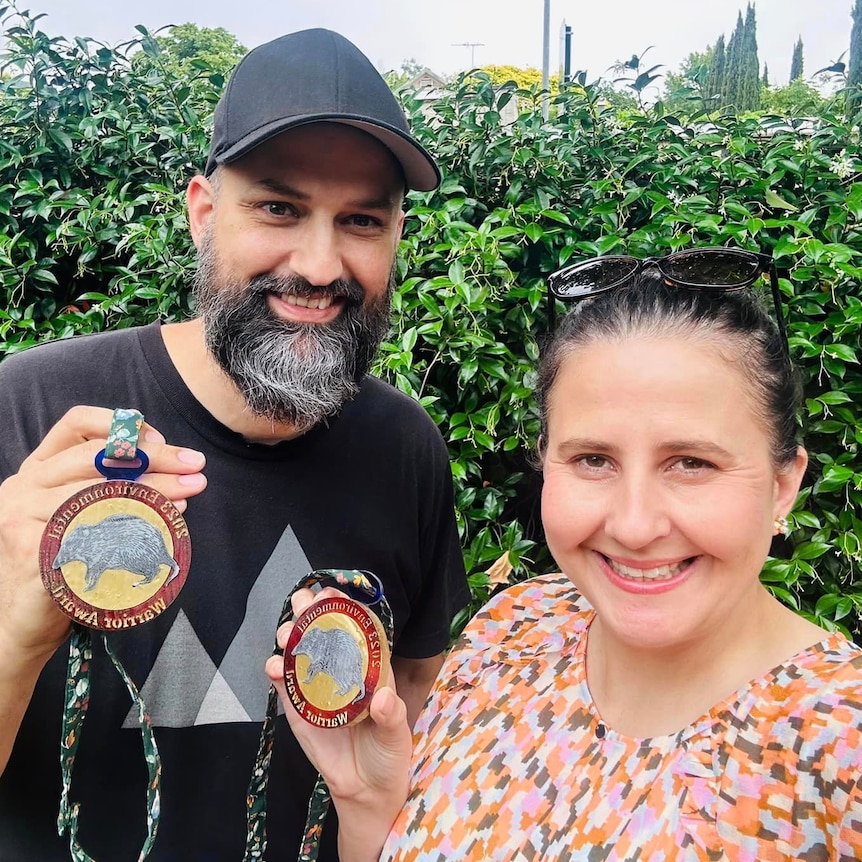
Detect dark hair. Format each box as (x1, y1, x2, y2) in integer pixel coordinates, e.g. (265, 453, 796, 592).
(537, 271, 802, 468)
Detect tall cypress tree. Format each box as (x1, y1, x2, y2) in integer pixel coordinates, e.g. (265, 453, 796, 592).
(790, 36, 804, 82)
(708, 34, 727, 105)
(849, 0, 862, 116)
(742, 3, 761, 110)
(723, 11, 745, 106)
(762, 63, 769, 88)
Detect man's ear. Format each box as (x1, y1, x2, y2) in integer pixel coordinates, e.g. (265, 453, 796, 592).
(187, 174, 216, 249)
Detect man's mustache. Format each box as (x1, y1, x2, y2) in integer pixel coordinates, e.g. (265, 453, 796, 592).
(247, 274, 365, 303)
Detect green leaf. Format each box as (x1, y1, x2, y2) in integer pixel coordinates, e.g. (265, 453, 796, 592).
(793, 541, 832, 561)
(764, 189, 797, 212)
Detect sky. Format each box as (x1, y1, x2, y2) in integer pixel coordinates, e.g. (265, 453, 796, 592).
(6, 0, 857, 89)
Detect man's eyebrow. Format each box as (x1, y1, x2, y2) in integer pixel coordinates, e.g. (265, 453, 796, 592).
(252, 178, 308, 199)
(250, 178, 397, 210)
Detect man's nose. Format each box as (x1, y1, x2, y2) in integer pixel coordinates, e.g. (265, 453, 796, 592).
(283, 222, 345, 287)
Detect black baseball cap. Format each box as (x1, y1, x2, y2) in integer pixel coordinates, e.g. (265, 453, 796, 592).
(204, 28, 441, 191)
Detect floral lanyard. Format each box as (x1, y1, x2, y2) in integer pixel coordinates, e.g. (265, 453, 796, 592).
(40, 409, 191, 861)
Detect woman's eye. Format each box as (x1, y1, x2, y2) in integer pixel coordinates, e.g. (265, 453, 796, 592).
(577, 455, 609, 470)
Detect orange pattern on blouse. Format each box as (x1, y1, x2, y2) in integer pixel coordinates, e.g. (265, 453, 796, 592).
(383, 574, 862, 862)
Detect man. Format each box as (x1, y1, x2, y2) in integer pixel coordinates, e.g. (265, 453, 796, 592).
(0, 29, 468, 860)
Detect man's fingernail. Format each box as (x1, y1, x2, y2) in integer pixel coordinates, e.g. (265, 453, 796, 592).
(178, 449, 205, 466)
(178, 473, 206, 487)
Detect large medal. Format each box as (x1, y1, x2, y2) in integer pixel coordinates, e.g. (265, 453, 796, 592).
(39, 409, 191, 630)
(38, 409, 192, 861)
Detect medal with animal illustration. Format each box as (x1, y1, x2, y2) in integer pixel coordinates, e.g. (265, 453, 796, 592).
(282, 570, 392, 728)
(39, 408, 191, 630)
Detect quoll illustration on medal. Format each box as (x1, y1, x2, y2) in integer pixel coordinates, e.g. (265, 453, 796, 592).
(292, 625, 367, 701)
(53, 514, 181, 592)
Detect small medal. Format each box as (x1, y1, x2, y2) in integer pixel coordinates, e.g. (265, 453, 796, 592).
(39, 408, 191, 630)
(246, 570, 394, 861)
(281, 569, 393, 728)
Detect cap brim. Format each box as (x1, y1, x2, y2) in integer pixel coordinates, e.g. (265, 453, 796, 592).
(213, 115, 441, 192)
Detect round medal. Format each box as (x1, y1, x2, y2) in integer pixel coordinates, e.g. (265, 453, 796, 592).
(283, 594, 391, 728)
(40, 480, 191, 631)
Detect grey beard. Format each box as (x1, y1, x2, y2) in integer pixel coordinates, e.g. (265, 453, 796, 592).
(193, 243, 392, 433)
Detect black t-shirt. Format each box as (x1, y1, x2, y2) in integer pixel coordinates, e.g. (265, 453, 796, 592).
(0, 323, 469, 861)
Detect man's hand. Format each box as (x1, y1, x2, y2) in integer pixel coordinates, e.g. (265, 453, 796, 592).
(0, 405, 207, 773)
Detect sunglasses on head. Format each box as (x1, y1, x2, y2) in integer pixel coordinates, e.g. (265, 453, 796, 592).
(546, 247, 788, 348)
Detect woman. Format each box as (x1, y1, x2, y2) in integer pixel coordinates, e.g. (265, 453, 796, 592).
(267, 249, 862, 861)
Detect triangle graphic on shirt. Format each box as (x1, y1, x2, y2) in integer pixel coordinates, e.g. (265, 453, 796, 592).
(123, 525, 312, 728)
(201, 524, 311, 721)
(194, 668, 252, 725)
(122, 609, 217, 729)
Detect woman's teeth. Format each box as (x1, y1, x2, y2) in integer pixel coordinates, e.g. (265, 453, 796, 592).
(605, 557, 690, 581)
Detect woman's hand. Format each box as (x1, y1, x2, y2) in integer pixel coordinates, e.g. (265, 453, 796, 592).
(266, 587, 413, 861)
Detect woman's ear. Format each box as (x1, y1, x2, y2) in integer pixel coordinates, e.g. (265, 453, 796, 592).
(536, 434, 548, 462)
(774, 446, 808, 521)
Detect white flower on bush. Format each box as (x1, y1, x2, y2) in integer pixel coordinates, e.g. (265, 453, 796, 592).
(829, 149, 855, 178)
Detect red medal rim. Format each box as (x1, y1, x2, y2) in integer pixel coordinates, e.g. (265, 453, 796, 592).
(283, 595, 388, 727)
(39, 480, 192, 630)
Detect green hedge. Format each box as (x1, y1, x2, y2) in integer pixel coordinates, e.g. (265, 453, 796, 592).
(1, 10, 860, 636)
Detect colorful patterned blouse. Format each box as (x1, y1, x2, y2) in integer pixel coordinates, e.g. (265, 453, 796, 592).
(383, 574, 862, 861)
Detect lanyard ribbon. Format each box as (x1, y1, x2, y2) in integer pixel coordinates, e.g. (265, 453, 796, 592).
(54, 409, 162, 861)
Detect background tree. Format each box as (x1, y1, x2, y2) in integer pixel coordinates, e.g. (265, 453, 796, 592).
(790, 36, 805, 82)
(135, 22, 246, 79)
(594, 81, 639, 112)
(849, 0, 862, 116)
(661, 47, 713, 114)
(384, 59, 427, 91)
(722, 11, 745, 107)
(762, 63, 769, 88)
(474, 64, 551, 91)
(740, 3, 761, 110)
(707, 34, 726, 107)
(761, 78, 826, 115)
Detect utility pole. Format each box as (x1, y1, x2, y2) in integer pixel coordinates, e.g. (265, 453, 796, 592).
(452, 42, 485, 68)
(541, 0, 550, 120)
